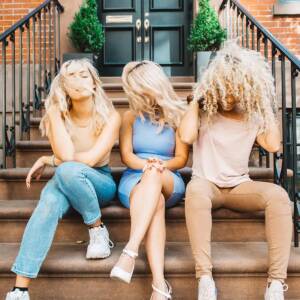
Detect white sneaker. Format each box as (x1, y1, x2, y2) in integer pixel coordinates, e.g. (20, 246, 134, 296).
(86, 225, 114, 259)
(198, 275, 217, 300)
(6, 289, 30, 300)
(265, 280, 288, 300)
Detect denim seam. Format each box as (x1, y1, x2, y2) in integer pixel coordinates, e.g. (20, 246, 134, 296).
(80, 169, 102, 222)
(85, 213, 102, 226)
(11, 265, 38, 279)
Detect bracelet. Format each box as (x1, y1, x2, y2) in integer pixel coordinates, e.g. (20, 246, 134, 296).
(51, 154, 56, 167)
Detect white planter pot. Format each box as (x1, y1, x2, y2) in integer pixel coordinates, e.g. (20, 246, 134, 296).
(196, 51, 216, 81)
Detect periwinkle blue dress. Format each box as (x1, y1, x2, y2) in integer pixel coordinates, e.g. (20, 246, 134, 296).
(118, 115, 185, 208)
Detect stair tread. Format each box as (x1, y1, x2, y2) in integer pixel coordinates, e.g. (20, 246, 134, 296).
(0, 166, 282, 181)
(0, 199, 265, 220)
(1, 242, 300, 275)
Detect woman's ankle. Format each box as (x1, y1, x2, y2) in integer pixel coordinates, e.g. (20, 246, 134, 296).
(15, 275, 31, 288)
(125, 242, 139, 254)
(152, 277, 167, 288)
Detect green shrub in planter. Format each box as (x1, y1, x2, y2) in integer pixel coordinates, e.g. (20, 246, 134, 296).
(189, 0, 226, 52)
(67, 0, 105, 59)
(189, 0, 227, 79)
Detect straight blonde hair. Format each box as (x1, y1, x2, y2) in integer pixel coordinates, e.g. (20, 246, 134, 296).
(40, 59, 114, 137)
(122, 60, 187, 129)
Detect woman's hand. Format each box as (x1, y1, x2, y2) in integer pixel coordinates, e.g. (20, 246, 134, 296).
(26, 156, 47, 189)
(143, 157, 166, 173)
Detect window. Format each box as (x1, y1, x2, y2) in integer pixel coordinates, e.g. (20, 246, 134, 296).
(273, 0, 300, 16)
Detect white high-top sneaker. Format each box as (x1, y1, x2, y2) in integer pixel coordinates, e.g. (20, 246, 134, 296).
(6, 289, 30, 300)
(86, 225, 114, 259)
(198, 275, 217, 300)
(265, 280, 288, 300)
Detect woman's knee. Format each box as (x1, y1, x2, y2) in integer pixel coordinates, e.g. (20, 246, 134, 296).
(264, 185, 292, 214)
(55, 161, 85, 185)
(185, 180, 213, 211)
(141, 168, 162, 186)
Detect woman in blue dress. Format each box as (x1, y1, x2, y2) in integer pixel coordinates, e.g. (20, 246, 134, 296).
(110, 61, 189, 299)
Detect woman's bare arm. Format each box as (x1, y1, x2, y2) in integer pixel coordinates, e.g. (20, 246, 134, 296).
(73, 111, 121, 167)
(47, 105, 75, 161)
(178, 100, 199, 145)
(120, 110, 148, 170)
(163, 130, 189, 171)
(256, 122, 281, 153)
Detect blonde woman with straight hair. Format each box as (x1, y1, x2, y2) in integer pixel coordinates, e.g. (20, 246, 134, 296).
(6, 59, 121, 300)
(110, 61, 189, 299)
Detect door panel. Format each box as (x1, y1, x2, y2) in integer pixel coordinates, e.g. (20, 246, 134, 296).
(98, 0, 141, 76)
(150, 0, 183, 11)
(104, 28, 136, 65)
(98, 0, 193, 76)
(152, 26, 183, 65)
(102, 0, 136, 11)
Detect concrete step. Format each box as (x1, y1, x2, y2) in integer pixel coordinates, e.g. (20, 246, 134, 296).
(1, 242, 300, 300)
(0, 200, 266, 243)
(0, 167, 277, 200)
(15, 140, 193, 168)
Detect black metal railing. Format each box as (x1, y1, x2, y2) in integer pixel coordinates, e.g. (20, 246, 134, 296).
(219, 0, 300, 246)
(0, 0, 64, 168)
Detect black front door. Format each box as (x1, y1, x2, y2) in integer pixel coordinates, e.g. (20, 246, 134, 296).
(97, 0, 193, 76)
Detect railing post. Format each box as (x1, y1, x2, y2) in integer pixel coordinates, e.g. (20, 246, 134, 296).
(19, 26, 24, 140)
(10, 33, 16, 167)
(26, 21, 31, 140)
(279, 54, 288, 190)
(1, 40, 7, 168)
(291, 64, 299, 246)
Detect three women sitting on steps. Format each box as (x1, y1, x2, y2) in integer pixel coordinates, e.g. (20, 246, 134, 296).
(6, 42, 293, 300)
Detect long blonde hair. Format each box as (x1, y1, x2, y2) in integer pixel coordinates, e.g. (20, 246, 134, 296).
(40, 59, 114, 136)
(122, 60, 186, 128)
(194, 42, 278, 132)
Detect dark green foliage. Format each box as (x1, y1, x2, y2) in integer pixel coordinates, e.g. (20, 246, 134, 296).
(188, 0, 227, 51)
(68, 0, 105, 54)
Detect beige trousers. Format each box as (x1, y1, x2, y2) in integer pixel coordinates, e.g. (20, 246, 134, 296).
(185, 177, 293, 281)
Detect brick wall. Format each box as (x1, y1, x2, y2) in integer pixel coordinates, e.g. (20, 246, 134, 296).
(1, 0, 300, 59)
(239, 0, 300, 57)
(1, 0, 55, 64)
(0, 0, 43, 33)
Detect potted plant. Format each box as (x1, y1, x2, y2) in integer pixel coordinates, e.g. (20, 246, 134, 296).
(188, 0, 227, 80)
(63, 0, 105, 63)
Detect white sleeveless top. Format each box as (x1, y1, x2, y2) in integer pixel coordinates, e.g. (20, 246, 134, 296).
(192, 113, 262, 188)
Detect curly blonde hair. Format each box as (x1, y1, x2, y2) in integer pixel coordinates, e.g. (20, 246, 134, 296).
(122, 60, 187, 129)
(194, 42, 278, 132)
(40, 59, 114, 137)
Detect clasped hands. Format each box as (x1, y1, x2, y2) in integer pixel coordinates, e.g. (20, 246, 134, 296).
(142, 157, 166, 173)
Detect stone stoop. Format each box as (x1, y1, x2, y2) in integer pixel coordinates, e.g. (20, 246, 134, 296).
(0, 80, 299, 300)
(1, 243, 300, 300)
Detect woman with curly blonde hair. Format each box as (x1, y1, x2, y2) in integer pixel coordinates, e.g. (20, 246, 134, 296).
(179, 42, 292, 300)
(110, 61, 189, 299)
(6, 59, 121, 300)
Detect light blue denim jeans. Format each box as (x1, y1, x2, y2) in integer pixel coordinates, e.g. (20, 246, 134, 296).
(11, 161, 116, 278)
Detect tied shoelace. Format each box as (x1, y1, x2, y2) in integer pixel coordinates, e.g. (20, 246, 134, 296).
(92, 230, 115, 248)
(272, 283, 289, 293)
